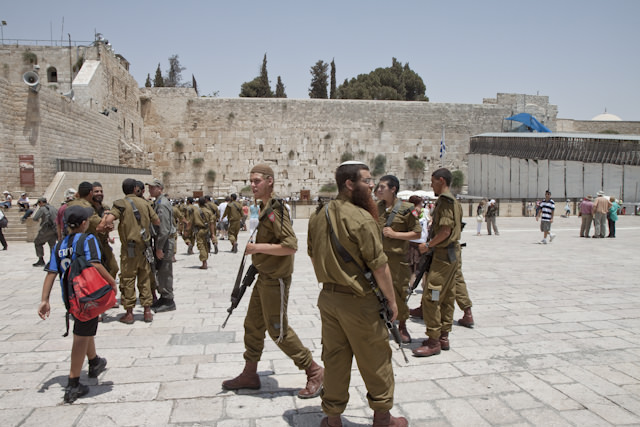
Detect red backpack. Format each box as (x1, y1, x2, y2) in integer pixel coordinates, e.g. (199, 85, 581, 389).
(60, 234, 116, 336)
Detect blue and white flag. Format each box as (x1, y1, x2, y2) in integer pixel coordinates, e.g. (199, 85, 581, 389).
(439, 127, 446, 159)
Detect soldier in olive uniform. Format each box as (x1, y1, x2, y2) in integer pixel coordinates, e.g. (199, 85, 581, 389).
(66, 182, 102, 238)
(376, 175, 422, 344)
(98, 178, 160, 324)
(223, 164, 324, 400)
(182, 198, 196, 255)
(203, 196, 219, 254)
(222, 193, 243, 253)
(308, 161, 407, 427)
(186, 198, 215, 269)
(91, 182, 119, 280)
(413, 168, 462, 357)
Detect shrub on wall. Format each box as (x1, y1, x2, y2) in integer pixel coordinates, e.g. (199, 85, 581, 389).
(340, 152, 354, 163)
(407, 155, 425, 172)
(372, 154, 386, 176)
(174, 140, 184, 150)
(193, 157, 204, 166)
(206, 169, 216, 182)
(320, 183, 338, 193)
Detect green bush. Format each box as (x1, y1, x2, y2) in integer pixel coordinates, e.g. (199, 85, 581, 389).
(407, 155, 425, 172)
(192, 157, 204, 166)
(372, 154, 386, 176)
(174, 140, 184, 150)
(205, 169, 216, 182)
(340, 152, 354, 163)
(320, 183, 338, 193)
(452, 170, 464, 189)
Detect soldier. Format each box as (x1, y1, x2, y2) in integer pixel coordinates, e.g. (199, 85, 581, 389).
(222, 193, 243, 253)
(29, 197, 58, 267)
(147, 179, 176, 312)
(66, 182, 102, 238)
(413, 168, 463, 357)
(91, 182, 119, 279)
(98, 178, 160, 324)
(222, 164, 324, 400)
(203, 195, 220, 254)
(375, 175, 421, 343)
(308, 161, 407, 427)
(186, 198, 215, 269)
(182, 198, 196, 255)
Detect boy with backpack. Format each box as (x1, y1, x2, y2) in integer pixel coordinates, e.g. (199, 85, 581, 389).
(37, 205, 116, 403)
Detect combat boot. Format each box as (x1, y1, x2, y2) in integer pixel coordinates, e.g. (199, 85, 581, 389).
(232, 243, 238, 253)
(372, 410, 408, 427)
(143, 307, 153, 323)
(320, 415, 343, 427)
(214, 243, 218, 254)
(439, 331, 450, 351)
(222, 361, 261, 390)
(119, 308, 134, 324)
(457, 307, 474, 328)
(398, 320, 411, 343)
(412, 337, 441, 357)
(199, 260, 208, 270)
(187, 245, 194, 255)
(32, 257, 45, 267)
(298, 360, 324, 399)
(409, 304, 423, 319)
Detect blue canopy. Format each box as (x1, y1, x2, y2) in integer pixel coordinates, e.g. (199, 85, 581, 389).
(505, 113, 551, 133)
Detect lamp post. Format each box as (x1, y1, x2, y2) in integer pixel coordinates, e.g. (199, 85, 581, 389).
(1, 21, 6, 45)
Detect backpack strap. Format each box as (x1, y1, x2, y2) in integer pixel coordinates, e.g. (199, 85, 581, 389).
(62, 233, 88, 337)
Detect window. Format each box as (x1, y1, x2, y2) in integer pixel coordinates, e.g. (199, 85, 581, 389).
(47, 67, 58, 83)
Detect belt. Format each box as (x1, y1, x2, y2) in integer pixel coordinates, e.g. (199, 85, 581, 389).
(322, 283, 356, 295)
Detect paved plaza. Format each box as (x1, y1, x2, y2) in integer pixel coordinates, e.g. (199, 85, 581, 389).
(1, 215, 640, 426)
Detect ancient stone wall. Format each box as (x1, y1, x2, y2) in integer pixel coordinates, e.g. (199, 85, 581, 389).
(0, 77, 120, 196)
(141, 91, 556, 198)
(556, 119, 640, 134)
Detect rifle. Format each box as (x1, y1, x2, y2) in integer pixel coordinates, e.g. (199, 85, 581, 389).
(407, 249, 433, 303)
(324, 205, 408, 363)
(221, 228, 258, 328)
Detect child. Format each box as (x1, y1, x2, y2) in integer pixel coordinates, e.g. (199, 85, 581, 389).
(37, 205, 116, 403)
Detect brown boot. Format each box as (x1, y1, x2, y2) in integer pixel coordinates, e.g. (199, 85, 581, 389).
(439, 331, 450, 351)
(320, 415, 343, 427)
(412, 337, 441, 357)
(119, 308, 134, 324)
(398, 320, 411, 343)
(199, 260, 208, 270)
(409, 304, 423, 319)
(143, 307, 153, 323)
(457, 307, 474, 328)
(298, 360, 324, 399)
(222, 361, 261, 390)
(372, 410, 408, 427)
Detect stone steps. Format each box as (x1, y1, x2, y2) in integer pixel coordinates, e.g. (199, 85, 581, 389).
(1, 207, 30, 241)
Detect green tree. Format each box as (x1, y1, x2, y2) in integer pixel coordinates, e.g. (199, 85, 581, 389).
(144, 74, 152, 88)
(452, 170, 464, 191)
(240, 54, 273, 97)
(337, 58, 428, 101)
(330, 59, 337, 99)
(166, 54, 186, 87)
(309, 60, 329, 99)
(275, 76, 287, 98)
(153, 63, 164, 87)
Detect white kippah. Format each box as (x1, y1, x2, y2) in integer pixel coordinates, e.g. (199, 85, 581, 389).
(338, 160, 367, 167)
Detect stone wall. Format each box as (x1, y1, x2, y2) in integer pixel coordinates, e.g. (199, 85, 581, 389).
(0, 77, 120, 196)
(557, 119, 640, 134)
(141, 91, 557, 198)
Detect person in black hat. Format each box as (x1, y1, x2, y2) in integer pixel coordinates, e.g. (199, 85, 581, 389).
(38, 205, 116, 403)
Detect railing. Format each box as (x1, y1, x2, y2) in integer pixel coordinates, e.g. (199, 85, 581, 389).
(57, 159, 151, 175)
(0, 39, 95, 47)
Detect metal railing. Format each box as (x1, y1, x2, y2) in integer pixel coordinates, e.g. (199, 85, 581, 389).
(57, 159, 151, 175)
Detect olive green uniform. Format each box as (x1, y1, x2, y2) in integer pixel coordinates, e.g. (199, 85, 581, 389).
(421, 191, 462, 339)
(188, 205, 214, 262)
(204, 201, 219, 245)
(455, 263, 472, 310)
(224, 200, 243, 246)
(92, 202, 119, 278)
(243, 198, 312, 371)
(110, 194, 159, 310)
(308, 196, 395, 416)
(377, 199, 421, 322)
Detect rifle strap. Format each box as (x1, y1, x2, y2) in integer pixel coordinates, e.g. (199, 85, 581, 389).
(276, 278, 285, 344)
(324, 204, 368, 278)
(384, 199, 403, 228)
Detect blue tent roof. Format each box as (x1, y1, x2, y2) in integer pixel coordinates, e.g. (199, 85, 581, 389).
(505, 113, 551, 133)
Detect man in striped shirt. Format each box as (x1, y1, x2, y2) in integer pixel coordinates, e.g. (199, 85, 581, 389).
(536, 190, 555, 244)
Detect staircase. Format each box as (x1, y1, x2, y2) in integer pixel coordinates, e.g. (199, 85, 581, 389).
(1, 207, 31, 242)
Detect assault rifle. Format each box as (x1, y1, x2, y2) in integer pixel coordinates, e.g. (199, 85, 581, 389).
(324, 205, 408, 363)
(221, 228, 257, 328)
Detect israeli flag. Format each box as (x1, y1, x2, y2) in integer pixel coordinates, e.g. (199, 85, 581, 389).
(439, 127, 446, 159)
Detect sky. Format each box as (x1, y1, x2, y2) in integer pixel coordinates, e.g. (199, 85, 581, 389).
(2, 0, 639, 121)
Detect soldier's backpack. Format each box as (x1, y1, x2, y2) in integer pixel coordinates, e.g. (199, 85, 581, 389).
(60, 234, 116, 336)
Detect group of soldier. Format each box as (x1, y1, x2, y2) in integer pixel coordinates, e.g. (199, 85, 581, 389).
(31, 161, 471, 426)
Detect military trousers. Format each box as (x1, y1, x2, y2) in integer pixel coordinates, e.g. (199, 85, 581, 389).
(228, 220, 241, 245)
(318, 289, 394, 415)
(35, 226, 57, 259)
(455, 264, 472, 310)
(195, 229, 209, 261)
(243, 275, 312, 370)
(387, 253, 411, 322)
(156, 239, 175, 300)
(421, 247, 460, 339)
(101, 242, 119, 279)
(119, 245, 153, 309)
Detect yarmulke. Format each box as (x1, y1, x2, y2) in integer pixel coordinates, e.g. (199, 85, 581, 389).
(251, 163, 274, 177)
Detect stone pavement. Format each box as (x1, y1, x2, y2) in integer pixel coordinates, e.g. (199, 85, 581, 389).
(1, 215, 640, 426)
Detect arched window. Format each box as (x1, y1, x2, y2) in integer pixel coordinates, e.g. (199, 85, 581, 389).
(47, 67, 58, 83)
